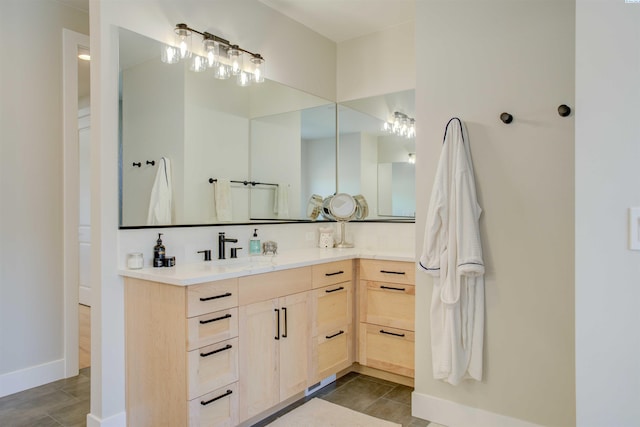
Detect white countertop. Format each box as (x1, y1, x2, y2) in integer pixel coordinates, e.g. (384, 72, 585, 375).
(118, 247, 415, 286)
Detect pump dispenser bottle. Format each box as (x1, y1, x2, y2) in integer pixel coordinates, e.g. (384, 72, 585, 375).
(249, 229, 261, 255)
(153, 233, 165, 267)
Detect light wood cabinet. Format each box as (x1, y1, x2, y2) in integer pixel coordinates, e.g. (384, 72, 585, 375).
(358, 259, 415, 378)
(125, 277, 239, 427)
(238, 268, 312, 423)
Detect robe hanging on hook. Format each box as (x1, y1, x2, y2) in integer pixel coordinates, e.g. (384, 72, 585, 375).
(500, 112, 513, 124)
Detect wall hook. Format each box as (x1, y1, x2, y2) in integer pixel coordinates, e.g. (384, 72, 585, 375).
(500, 112, 513, 124)
(132, 162, 141, 167)
(558, 104, 572, 117)
(146, 160, 155, 166)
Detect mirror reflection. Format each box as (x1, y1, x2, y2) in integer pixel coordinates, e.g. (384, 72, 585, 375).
(118, 28, 335, 227)
(338, 90, 416, 219)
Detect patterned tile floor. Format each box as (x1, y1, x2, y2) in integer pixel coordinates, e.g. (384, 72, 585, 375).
(0, 370, 436, 427)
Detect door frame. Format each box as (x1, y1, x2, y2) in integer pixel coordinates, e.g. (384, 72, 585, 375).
(62, 28, 90, 378)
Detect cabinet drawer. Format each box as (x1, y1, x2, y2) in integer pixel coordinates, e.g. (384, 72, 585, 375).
(238, 267, 311, 305)
(359, 323, 414, 378)
(359, 259, 415, 285)
(188, 337, 238, 400)
(187, 308, 238, 351)
(312, 283, 352, 336)
(188, 382, 238, 427)
(311, 260, 353, 289)
(187, 279, 238, 318)
(360, 281, 415, 331)
(313, 328, 351, 383)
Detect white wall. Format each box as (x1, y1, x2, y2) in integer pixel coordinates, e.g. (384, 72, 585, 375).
(92, 1, 337, 423)
(575, 1, 640, 425)
(0, 0, 89, 397)
(414, 1, 575, 427)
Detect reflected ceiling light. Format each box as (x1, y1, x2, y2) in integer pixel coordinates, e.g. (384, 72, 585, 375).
(161, 23, 266, 86)
(408, 153, 416, 164)
(78, 48, 90, 61)
(383, 112, 416, 139)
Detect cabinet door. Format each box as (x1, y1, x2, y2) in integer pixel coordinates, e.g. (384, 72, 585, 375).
(278, 291, 311, 401)
(238, 299, 279, 422)
(312, 282, 352, 336)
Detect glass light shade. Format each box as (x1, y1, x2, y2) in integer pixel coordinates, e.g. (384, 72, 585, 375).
(229, 45, 242, 75)
(237, 70, 251, 87)
(160, 44, 179, 64)
(250, 55, 265, 83)
(174, 25, 192, 60)
(190, 55, 207, 72)
(214, 63, 231, 80)
(203, 38, 218, 68)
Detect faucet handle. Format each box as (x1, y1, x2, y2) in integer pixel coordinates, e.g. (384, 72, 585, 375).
(230, 247, 242, 259)
(197, 250, 212, 261)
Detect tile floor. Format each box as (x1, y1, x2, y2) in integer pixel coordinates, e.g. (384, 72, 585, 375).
(0, 367, 90, 427)
(0, 370, 434, 427)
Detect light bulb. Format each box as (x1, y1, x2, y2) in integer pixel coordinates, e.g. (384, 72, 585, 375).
(203, 38, 218, 68)
(190, 55, 206, 72)
(174, 24, 192, 60)
(215, 63, 231, 79)
(250, 55, 265, 83)
(229, 45, 242, 75)
(237, 70, 251, 86)
(161, 44, 179, 64)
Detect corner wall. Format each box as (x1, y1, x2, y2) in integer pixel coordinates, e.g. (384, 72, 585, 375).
(414, 1, 575, 426)
(575, 0, 640, 425)
(0, 0, 89, 397)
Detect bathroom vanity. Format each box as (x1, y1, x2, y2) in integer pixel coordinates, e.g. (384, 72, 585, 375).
(121, 249, 414, 427)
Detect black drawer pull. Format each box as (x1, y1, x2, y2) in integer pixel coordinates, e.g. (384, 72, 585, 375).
(326, 330, 344, 339)
(380, 285, 406, 292)
(325, 270, 344, 276)
(282, 307, 288, 338)
(380, 329, 405, 338)
(201, 389, 232, 406)
(199, 292, 232, 302)
(275, 308, 280, 340)
(200, 344, 232, 358)
(325, 286, 345, 293)
(380, 270, 406, 275)
(199, 313, 232, 325)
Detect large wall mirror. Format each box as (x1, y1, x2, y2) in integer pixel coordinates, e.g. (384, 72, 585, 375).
(119, 28, 335, 227)
(338, 90, 415, 219)
(118, 27, 414, 228)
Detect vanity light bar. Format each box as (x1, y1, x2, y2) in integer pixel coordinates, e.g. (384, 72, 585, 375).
(161, 23, 265, 85)
(383, 112, 416, 139)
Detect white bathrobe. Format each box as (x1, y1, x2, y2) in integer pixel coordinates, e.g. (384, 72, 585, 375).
(419, 118, 485, 385)
(146, 157, 173, 225)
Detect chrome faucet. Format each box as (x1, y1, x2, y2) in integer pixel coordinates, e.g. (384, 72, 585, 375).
(218, 232, 238, 259)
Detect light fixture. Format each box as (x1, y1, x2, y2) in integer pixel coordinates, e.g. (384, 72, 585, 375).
(383, 112, 416, 139)
(161, 23, 266, 86)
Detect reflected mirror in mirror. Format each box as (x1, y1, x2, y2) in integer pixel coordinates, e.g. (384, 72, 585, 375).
(338, 89, 415, 220)
(118, 28, 336, 227)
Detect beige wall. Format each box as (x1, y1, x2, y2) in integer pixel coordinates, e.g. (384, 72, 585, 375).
(414, 1, 575, 426)
(0, 0, 89, 392)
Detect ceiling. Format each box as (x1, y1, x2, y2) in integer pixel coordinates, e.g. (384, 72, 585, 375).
(258, 0, 415, 43)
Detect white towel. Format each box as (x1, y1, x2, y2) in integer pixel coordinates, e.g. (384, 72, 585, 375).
(146, 157, 172, 225)
(214, 178, 233, 222)
(273, 183, 289, 218)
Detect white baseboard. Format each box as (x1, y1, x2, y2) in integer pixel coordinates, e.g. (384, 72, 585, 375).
(412, 391, 543, 427)
(0, 359, 65, 398)
(87, 411, 126, 427)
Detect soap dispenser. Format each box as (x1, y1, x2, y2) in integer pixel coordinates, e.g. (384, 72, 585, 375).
(249, 229, 261, 255)
(153, 233, 165, 267)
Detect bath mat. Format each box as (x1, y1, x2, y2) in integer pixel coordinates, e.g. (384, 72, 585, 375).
(266, 398, 402, 427)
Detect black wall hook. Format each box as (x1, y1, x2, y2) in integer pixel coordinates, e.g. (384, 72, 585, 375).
(558, 104, 572, 117)
(500, 112, 513, 124)
(146, 160, 155, 166)
(132, 162, 141, 167)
